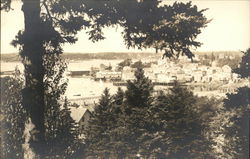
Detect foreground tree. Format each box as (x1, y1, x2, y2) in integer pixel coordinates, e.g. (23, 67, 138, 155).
(84, 72, 216, 158)
(42, 54, 83, 158)
(223, 87, 250, 159)
(84, 88, 114, 158)
(221, 48, 250, 159)
(122, 66, 154, 157)
(234, 48, 250, 78)
(84, 66, 154, 158)
(56, 98, 82, 159)
(126, 62, 154, 107)
(0, 73, 27, 159)
(1, 0, 210, 155)
(145, 82, 214, 158)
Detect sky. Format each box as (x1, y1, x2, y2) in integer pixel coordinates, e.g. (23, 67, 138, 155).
(1, 0, 250, 54)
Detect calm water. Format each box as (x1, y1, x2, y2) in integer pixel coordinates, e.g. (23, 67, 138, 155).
(1, 60, 233, 98)
(1, 60, 123, 98)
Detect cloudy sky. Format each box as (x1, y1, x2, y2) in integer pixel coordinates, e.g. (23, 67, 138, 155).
(1, 0, 249, 54)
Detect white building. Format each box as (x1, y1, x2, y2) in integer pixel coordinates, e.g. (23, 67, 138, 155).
(122, 66, 136, 81)
(96, 71, 122, 80)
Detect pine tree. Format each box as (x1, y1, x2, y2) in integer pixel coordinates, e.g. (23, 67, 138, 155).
(125, 62, 153, 108)
(84, 88, 114, 158)
(106, 87, 132, 159)
(57, 98, 82, 159)
(145, 82, 214, 159)
(234, 48, 250, 78)
(111, 87, 124, 115)
(120, 65, 155, 158)
(222, 48, 250, 159)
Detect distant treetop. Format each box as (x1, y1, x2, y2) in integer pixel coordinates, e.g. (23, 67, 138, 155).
(234, 48, 250, 78)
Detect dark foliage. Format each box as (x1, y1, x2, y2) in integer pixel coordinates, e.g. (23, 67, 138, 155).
(125, 63, 153, 108)
(130, 60, 151, 68)
(0, 0, 12, 11)
(222, 48, 250, 158)
(234, 48, 250, 78)
(223, 87, 250, 159)
(84, 68, 215, 158)
(117, 58, 133, 71)
(42, 55, 83, 158)
(0, 74, 27, 159)
(146, 83, 214, 158)
(84, 88, 114, 158)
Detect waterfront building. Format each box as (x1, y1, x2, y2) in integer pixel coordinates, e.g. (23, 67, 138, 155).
(95, 71, 122, 81)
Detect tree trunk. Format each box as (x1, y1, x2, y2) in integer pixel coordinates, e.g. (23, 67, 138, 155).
(21, 0, 46, 156)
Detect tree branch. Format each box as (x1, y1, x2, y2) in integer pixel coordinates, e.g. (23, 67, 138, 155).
(42, 0, 53, 22)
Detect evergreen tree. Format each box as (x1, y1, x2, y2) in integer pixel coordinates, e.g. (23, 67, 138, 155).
(222, 48, 250, 159)
(145, 82, 214, 159)
(0, 73, 27, 159)
(111, 87, 124, 115)
(234, 48, 250, 78)
(84, 88, 114, 158)
(223, 87, 250, 159)
(84, 67, 155, 158)
(106, 87, 132, 159)
(57, 98, 82, 159)
(119, 66, 155, 158)
(125, 62, 153, 108)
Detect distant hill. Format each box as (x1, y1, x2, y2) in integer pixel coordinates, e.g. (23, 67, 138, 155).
(0, 51, 242, 62)
(195, 51, 242, 57)
(0, 53, 21, 62)
(1, 52, 162, 62)
(62, 52, 162, 61)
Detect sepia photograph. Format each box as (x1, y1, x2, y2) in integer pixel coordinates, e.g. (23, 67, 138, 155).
(0, 0, 249, 158)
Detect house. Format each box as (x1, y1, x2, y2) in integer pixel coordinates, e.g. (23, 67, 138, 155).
(90, 67, 100, 77)
(69, 106, 92, 132)
(193, 70, 203, 82)
(222, 65, 232, 73)
(122, 66, 136, 81)
(156, 73, 176, 83)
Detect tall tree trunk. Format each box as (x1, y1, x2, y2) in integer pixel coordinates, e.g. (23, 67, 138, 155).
(21, 0, 46, 156)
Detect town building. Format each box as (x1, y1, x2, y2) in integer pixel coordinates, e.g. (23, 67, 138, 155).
(95, 71, 122, 81)
(122, 66, 136, 81)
